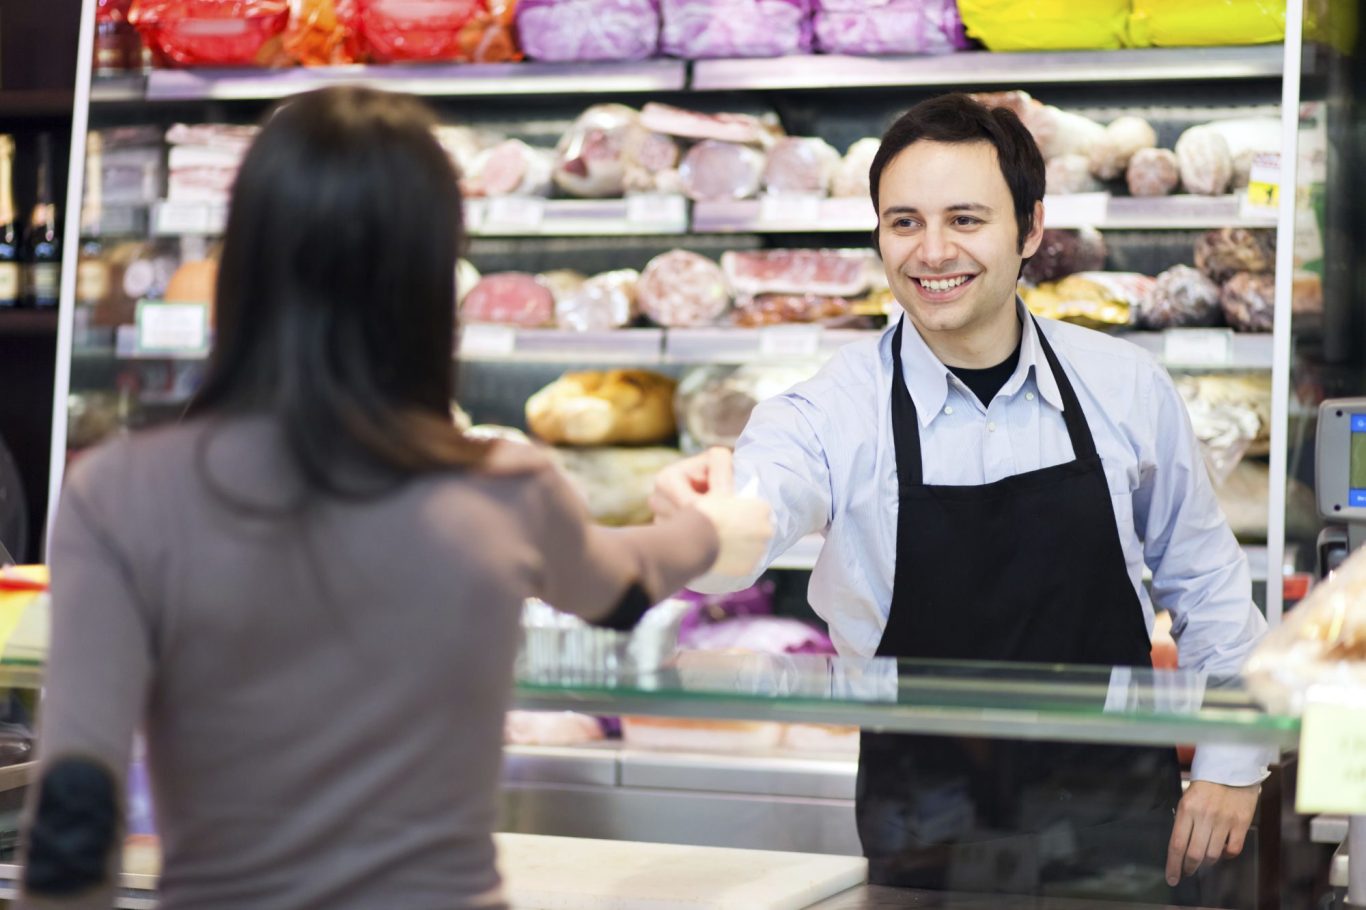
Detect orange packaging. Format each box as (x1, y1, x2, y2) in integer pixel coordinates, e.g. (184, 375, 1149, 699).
(456, 0, 521, 62)
(285, 0, 365, 64)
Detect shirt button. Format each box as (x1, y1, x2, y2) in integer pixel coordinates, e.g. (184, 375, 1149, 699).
(944, 406, 954, 415)
(987, 422, 996, 432)
(1026, 392, 1035, 401)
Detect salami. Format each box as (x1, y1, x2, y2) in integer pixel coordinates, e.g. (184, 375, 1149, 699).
(679, 140, 766, 201)
(637, 250, 731, 326)
(1195, 228, 1276, 283)
(1045, 155, 1103, 195)
(1126, 147, 1180, 197)
(1220, 272, 1276, 332)
(1138, 265, 1221, 329)
(461, 272, 555, 327)
(762, 137, 840, 196)
(1088, 115, 1157, 180)
(830, 138, 880, 198)
(1175, 126, 1234, 196)
(721, 248, 872, 297)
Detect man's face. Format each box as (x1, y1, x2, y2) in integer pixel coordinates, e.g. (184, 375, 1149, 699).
(877, 140, 1043, 345)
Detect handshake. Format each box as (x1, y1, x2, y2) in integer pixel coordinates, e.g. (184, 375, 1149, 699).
(651, 448, 774, 579)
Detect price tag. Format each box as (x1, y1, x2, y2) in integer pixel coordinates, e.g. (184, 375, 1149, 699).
(1296, 688, 1366, 814)
(625, 193, 687, 229)
(460, 323, 517, 357)
(1162, 328, 1233, 366)
(484, 195, 545, 230)
(1042, 192, 1110, 227)
(135, 300, 209, 355)
(760, 193, 823, 225)
(155, 201, 213, 235)
(1243, 152, 1281, 217)
(759, 325, 823, 358)
(462, 199, 487, 234)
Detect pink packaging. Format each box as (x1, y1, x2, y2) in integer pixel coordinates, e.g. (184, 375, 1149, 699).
(659, 0, 812, 59)
(812, 0, 969, 55)
(516, 0, 661, 62)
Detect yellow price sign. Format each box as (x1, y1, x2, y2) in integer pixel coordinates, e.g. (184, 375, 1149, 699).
(1246, 180, 1279, 210)
(1296, 692, 1366, 815)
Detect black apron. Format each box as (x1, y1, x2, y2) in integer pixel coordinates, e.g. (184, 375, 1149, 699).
(856, 317, 1188, 903)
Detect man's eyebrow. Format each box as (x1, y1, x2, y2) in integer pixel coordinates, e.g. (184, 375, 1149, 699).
(880, 203, 994, 217)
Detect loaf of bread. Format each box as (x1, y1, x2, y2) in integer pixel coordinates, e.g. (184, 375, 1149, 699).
(526, 369, 678, 446)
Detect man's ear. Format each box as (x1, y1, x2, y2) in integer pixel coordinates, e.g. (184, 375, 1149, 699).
(1020, 199, 1046, 258)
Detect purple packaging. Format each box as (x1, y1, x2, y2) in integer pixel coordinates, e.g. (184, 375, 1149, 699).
(516, 0, 662, 62)
(813, 0, 969, 55)
(660, 0, 813, 59)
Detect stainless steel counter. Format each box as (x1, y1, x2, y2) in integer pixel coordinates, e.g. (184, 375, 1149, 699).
(807, 885, 1226, 909)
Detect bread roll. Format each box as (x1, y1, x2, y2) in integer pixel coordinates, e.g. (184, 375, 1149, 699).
(526, 369, 677, 446)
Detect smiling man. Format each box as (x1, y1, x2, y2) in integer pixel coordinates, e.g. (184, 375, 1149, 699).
(651, 94, 1272, 903)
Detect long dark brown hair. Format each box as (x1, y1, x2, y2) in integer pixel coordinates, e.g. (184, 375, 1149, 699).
(187, 86, 490, 497)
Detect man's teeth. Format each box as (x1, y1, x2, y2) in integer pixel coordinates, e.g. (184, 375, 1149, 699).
(920, 275, 970, 291)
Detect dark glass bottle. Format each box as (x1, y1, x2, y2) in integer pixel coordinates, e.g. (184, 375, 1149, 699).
(23, 134, 60, 309)
(0, 136, 18, 309)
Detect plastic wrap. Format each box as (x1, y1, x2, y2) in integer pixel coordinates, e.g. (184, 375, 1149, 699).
(1195, 228, 1276, 283)
(1045, 155, 1103, 195)
(1219, 271, 1275, 333)
(550, 446, 684, 524)
(552, 104, 639, 198)
(1203, 117, 1281, 189)
(1021, 227, 1107, 285)
(1022, 105, 1106, 160)
(1175, 373, 1270, 482)
(659, 0, 812, 59)
(811, 0, 969, 55)
(1174, 125, 1233, 196)
(526, 369, 678, 446)
(676, 363, 820, 451)
(284, 0, 363, 64)
(464, 140, 553, 197)
(128, 0, 291, 67)
(1244, 544, 1366, 715)
(732, 294, 852, 327)
(721, 248, 872, 297)
(622, 130, 682, 194)
(958, 0, 1129, 51)
(359, 0, 517, 63)
(555, 269, 639, 331)
(1128, 0, 1285, 47)
(830, 138, 880, 198)
(1138, 265, 1221, 329)
(516, 0, 660, 61)
(461, 272, 554, 326)
(679, 140, 766, 202)
(1126, 147, 1180, 197)
(639, 102, 780, 146)
(762, 137, 840, 197)
(1022, 271, 1150, 330)
(1088, 115, 1157, 181)
(637, 250, 731, 326)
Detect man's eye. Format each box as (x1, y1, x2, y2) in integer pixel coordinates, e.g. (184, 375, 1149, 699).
(954, 216, 982, 226)
(893, 218, 919, 229)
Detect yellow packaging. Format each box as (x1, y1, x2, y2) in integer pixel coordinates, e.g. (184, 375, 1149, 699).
(958, 0, 1130, 51)
(1128, 0, 1285, 47)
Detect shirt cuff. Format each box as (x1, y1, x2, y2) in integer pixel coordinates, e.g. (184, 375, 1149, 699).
(1190, 743, 1275, 786)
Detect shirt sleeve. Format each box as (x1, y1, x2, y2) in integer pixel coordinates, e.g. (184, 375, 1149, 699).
(687, 394, 833, 594)
(1130, 366, 1273, 786)
(531, 460, 719, 627)
(19, 444, 154, 909)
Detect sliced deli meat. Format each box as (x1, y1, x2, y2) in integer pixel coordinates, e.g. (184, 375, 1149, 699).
(721, 248, 873, 297)
(637, 250, 731, 327)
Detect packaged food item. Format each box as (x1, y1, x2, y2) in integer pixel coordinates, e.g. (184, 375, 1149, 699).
(284, 0, 363, 64)
(659, 0, 812, 59)
(1021, 227, 1107, 286)
(461, 272, 554, 326)
(358, 0, 486, 63)
(1023, 271, 1151, 330)
(679, 140, 766, 201)
(639, 102, 781, 147)
(453, 0, 520, 62)
(1202, 117, 1281, 189)
(1138, 264, 1220, 329)
(811, 0, 969, 55)
(526, 369, 678, 446)
(516, 0, 660, 61)
(539, 269, 587, 303)
(552, 104, 640, 199)
(128, 0, 291, 67)
(637, 250, 731, 326)
(721, 248, 872, 297)
(550, 446, 684, 525)
(555, 269, 639, 331)
(1128, 0, 1285, 48)
(1194, 228, 1276, 283)
(1088, 115, 1157, 181)
(96, 0, 146, 73)
(1045, 155, 1103, 195)
(676, 363, 819, 451)
(958, 0, 1129, 51)
(762, 137, 840, 197)
(463, 140, 553, 197)
(733, 294, 852, 328)
(830, 137, 880, 198)
(1219, 271, 1275, 332)
(1174, 125, 1234, 196)
(621, 130, 683, 194)
(505, 711, 605, 746)
(1244, 543, 1366, 715)
(1175, 372, 1270, 481)
(1023, 104, 1106, 160)
(1125, 147, 1180, 197)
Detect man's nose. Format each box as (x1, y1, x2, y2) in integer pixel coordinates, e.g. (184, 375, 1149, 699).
(917, 225, 957, 269)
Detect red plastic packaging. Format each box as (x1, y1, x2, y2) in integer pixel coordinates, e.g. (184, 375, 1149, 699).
(359, 0, 520, 63)
(128, 0, 291, 67)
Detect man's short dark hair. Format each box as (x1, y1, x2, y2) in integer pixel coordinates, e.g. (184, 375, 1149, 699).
(869, 93, 1045, 252)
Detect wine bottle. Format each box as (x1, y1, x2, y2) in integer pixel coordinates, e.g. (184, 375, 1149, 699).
(23, 133, 60, 309)
(0, 136, 18, 309)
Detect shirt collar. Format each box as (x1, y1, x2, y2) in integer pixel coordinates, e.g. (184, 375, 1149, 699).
(896, 298, 1066, 427)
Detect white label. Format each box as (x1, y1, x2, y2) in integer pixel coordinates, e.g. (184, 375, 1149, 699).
(156, 201, 213, 235)
(460, 323, 517, 357)
(759, 325, 823, 358)
(1242, 152, 1281, 218)
(0, 263, 18, 303)
(1162, 328, 1233, 366)
(484, 196, 545, 230)
(760, 193, 823, 225)
(136, 300, 209, 354)
(463, 199, 487, 233)
(1042, 192, 1110, 227)
(625, 193, 687, 228)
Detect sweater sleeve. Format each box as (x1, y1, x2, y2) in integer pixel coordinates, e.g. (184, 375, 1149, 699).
(18, 442, 153, 909)
(530, 460, 719, 629)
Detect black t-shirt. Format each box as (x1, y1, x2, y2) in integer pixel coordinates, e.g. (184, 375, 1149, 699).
(947, 340, 1022, 406)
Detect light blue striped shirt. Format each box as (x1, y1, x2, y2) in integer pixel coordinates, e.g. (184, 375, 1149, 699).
(702, 303, 1272, 785)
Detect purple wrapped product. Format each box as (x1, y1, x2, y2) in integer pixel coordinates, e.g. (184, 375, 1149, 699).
(660, 0, 813, 59)
(813, 0, 970, 55)
(676, 583, 837, 655)
(516, 0, 661, 62)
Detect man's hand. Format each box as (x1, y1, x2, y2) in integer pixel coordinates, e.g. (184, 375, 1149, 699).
(650, 447, 734, 519)
(1166, 780, 1260, 886)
